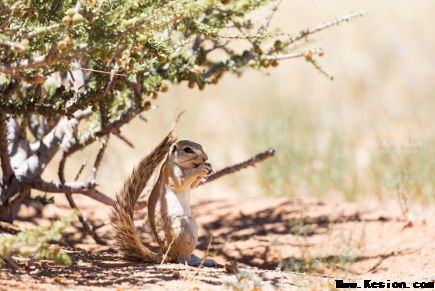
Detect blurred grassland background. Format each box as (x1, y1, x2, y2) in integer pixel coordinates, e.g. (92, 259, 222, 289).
(44, 0, 435, 206)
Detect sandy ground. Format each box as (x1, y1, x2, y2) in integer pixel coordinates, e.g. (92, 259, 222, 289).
(0, 197, 434, 290)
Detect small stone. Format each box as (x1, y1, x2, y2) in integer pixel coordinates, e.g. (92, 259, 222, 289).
(224, 261, 239, 274)
(172, 271, 180, 279)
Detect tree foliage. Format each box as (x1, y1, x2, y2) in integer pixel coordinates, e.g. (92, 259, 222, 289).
(0, 0, 363, 230)
(0, 0, 362, 116)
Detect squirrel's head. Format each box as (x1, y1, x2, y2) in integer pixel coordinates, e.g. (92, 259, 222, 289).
(168, 140, 208, 169)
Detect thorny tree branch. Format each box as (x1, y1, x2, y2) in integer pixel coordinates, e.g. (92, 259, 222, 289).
(218, 11, 365, 42)
(286, 11, 366, 47)
(257, 0, 283, 34)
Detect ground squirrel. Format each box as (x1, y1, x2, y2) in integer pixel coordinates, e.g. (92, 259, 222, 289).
(111, 127, 217, 266)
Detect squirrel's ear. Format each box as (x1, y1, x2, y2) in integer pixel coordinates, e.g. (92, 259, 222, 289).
(170, 144, 177, 154)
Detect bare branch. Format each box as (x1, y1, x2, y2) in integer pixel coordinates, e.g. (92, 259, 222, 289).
(90, 136, 109, 181)
(74, 160, 87, 181)
(264, 51, 304, 60)
(114, 132, 134, 148)
(0, 48, 61, 74)
(66, 107, 139, 155)
(27, 178, 148, 209)
(73, 107, 93, 120)
(76, 67, 125, 76)
(286, 11, 366, 46)
(24, 176, 112, 205)
(58, 148, 107, 244)
(138, 115, 148, 123)
(258, 0, 283, 34)
(64, 193, 107, 245)
(15, 118, 76, 180)
(200, 148, 275, 186)
(27, 178, 94, 193)
(264, 48, 324, 61)
(63, 187, 115, 206)
(23, 23, 62, 39)
(217, 11, 365, 44)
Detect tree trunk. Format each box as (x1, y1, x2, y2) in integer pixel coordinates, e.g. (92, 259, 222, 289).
(0, 188, 29, 223)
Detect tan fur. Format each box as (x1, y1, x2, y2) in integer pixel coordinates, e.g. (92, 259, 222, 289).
(111, 128, 212, 263)
(110, 129, 177, 262)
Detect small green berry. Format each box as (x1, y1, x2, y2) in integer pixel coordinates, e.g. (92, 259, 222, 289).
(138, 35, 147, 44)
(57, 40, 67, 50)
(248, 60, 257, 67)
(66, 8, 75, 17)
(157, 54, 167, 64)
(72, 13, 84, 25)
(160, 83, 168, 92)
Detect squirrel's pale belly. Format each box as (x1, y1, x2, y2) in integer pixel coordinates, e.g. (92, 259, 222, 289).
(161, 189, 198, 260)
(165, 189, 192, 217)
(165, 189, 198, 241)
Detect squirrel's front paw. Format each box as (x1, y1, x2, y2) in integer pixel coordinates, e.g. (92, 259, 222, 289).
(199, 162, 213, 176)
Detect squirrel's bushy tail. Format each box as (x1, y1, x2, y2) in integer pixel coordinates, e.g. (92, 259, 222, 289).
(111, 129, 177, 262)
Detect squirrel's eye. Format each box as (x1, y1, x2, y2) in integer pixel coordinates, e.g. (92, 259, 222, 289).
(183, 147, 194, 154)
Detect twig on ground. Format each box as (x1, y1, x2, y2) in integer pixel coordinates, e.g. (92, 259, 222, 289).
(199, 235, 213, 268)
(161, 236, 176, 264)
(0, 221, 20, 234)
(2, 256, 19, 269)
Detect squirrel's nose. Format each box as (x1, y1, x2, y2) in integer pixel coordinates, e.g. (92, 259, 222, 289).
(202, 153, 208, 162)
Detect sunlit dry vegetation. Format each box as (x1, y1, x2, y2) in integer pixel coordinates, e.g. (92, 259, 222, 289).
(1, 0, 434, 289)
